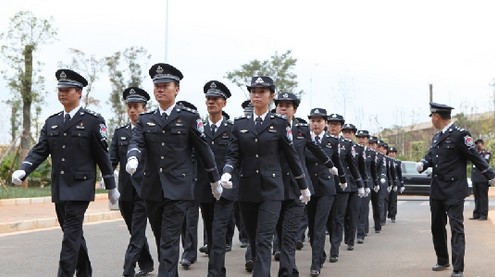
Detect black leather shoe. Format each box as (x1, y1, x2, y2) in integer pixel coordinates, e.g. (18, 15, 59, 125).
(310, 269, 320, 276)
(135, 267, 153, 277)
(469, 217, 480, 220)
(347, 245, 354, 251)
(199, 244, 208, 254)
(357, 238, 364, 244)
(329, 256, 338, 263)
(274, 251, 280, 261)
(478, 217, 488, 221)
(451, 271, 463, 277)
(180, 259, 192, 269)
(432, 263, 450, 271)
(296, 241, 304, 250)
(240, 241, 248, 248)
(245, 260, 254, 272)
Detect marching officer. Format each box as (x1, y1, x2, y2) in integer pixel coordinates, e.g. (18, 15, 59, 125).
(377, 140, 396, 225)
(220, 76, 310, 276)
(416, 102, 495, 277)
(470, 138, 492, 220)
(11, 69, 120, 277)
(368, 137, 387, 233)
(110, 87, 154, 277)
(126, 63, 221, 276)
(194, 80, 238, 277)
(386, 147, 404, 222)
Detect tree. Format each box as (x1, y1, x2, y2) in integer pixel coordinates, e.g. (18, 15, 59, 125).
(225, 50, 303, 98)
(0, 11, 57, 158)
(104, 46, 151, 130)
(58, 48, 104, 109)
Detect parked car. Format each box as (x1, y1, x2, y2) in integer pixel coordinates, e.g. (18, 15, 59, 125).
(401, 161, 432, 195)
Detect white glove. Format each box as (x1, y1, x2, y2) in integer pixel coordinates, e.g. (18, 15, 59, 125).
(416, 162, 424, 173)
(126, 157, 138, 175)
(490, 177, 495, 186)
(358, 187, 365, 198)
(329, 166, 339, 176)
(220, 173, 233, 189)
(387, 186, 392, 192)
(365, 187, 371, 197)
(299, 188, 311, 204)
(99, 178, 105, 189)
(393, 186, 398, 192)
(211, 181, 223, 201)
(340, 182, 347, 190)
(108, 188, 120, 205)
(380, 178, 386, 184)
(400, 187, 405, 193)
(373, 185, 380, 193)
(114, 169, 119, 180)
(11, 170, 26, 186)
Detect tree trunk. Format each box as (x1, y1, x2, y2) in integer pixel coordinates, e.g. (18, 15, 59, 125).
(20, 45, 34, 188)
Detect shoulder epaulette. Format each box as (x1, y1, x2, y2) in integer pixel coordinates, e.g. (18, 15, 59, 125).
(295, 122, 309, 127)
(82, 108, 100, 117)
(48, 111, 63, 118)
(179, 106, 198, 114)
(224, 119, 233, 125)
(234, 115, 249, 121)
(270, 113, 287, 120)
(142, 110, 154, 115)
(116, 123, 130, 130)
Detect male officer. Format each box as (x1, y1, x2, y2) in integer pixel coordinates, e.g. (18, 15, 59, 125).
(470, 139, 491, 220)
(126, 63, 222, 276)
(355, 130, 374, 243)
(194, 80, 237, 277)
(368, 136, 387, 233)
(11, 69, 119, 277)
(386, 147, 404, 222)
(110, 87, 154, 277)
(416, 102, 495, 277)
(377, 140, 396, 225)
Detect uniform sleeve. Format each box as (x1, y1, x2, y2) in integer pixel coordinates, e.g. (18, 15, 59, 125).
(458, 131, 495, 180)
(223, 121, 240, 175)
(279, 120, 308, 190)
(127, 118, 145, 161)
(109, 129, 119, 170)
(396, 160, 404, 187)
(19, 121, 51, 176)
(346, 144, 364, 188)
(92, 116, 116, 190)
(189, 114, 220, 183)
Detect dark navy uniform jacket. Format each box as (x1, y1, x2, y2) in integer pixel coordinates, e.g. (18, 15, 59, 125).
(421, 124, 495, 200)
(127, 105, 219, 202)
(392, 159, 403, 188)
(355, 145, 372, 189)
(223, 113, 308, 202)
(110, 123, 145, 200)
(471, 149, 491, 183)
(20, 108, 116, 202)
(385, 156, 398, 188)
(194, 117, 238, 203)
(338, 137, 364, 192)
(306, 133, 345, 197)
(374, 151, 387, 186)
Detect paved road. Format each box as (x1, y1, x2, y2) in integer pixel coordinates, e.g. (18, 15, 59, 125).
(1, 197, 494, 277)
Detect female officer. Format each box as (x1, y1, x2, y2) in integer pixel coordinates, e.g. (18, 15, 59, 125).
(220, 76, 310, 276)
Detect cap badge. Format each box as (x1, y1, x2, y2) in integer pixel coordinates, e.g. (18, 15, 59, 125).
(156, 66, 164, 74)
(255, 77, 264, 84)
(60, 71, 67, 80)
(210, 82, 217, 88)
(331, 114, 337, 118)
(283, 93, 289, 98)
(129, 88, 136, 94)
(314, 109, 320, 114)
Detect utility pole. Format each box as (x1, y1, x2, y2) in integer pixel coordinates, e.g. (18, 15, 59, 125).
(429, 83, 433, 102)
(164, 0, 169, 62)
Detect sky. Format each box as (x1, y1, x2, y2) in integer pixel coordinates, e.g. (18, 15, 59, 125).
(1, 0, 495, 144)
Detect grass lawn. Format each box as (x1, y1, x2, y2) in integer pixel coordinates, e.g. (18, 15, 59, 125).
(0, 186, 107, 199)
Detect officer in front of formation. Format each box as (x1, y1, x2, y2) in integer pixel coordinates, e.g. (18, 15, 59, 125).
(110, 87, 154, 277)
(416, 102, 495, 277)
(12, 69, 120, 277)
(221, 76, 310, 277)
(470, 138, 492, 220)
(194, 80, 237, 277)
(126, 63, 222, 276)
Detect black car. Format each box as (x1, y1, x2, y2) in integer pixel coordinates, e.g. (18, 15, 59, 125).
(401, 161, 432, 195)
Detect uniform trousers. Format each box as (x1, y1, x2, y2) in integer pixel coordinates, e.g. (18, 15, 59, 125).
(370, 188, 384, 231)
(387, 189, 398, 220)
(234, 201, 249, 245)
(145, 199, 188, 277)
(181, 200, 198, 263)
(55, 201, 91, 277)
(275, 199, 305, 277)
(472, 182, 489, 218)
(357, 195, 371, 239)
(295, 207, 308, 244)
(430, 198, 465, 272)
(240, 200, 281, 277)
(307, 195, 334, 271)
(119, 199, 154, 276)
(200, 198, 234, 277)
(344, 191, 361, 246)
(328, 193, 349, 258)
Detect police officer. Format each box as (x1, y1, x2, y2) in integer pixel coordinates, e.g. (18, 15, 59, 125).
(355, 130, 375, 243)
(11, 69, 119, 277)
(126, 63, 221, 276)
(416, 102, 495, 277)
(194, 80, 237, 277)
(368, 136, 387, 233)
(110, 87, 154, 277)
(470, 139, 491, 220)
(220, 76, 310, 277)
(377, 140, 396, 225)
(341, 123, 367, 251)
(386, 147, 404, 222)
(304, 108, 343, 276)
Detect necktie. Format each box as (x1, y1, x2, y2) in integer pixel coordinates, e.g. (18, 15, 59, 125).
(162, 112, 168, 122)
(255, 116, 262, 132)
(64, 114, 71, 123)
(315, 135, 320, 144)
(211, 124, 217, 135)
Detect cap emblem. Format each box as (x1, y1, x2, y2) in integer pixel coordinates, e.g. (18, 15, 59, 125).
(283, 93, 289, 98)
(129, 88, 136, 94)
(59, 71, 67, 80)
(210, 82, 217, 89)
(255, 77, 264, 84)
(156, 66, 164, 74)
(314, 109, 320, 114)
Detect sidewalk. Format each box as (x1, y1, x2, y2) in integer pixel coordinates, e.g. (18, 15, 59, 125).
(0, 194, 121, 235)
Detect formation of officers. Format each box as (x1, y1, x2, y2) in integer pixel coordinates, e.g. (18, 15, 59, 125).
(12, 63, 409, 277)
